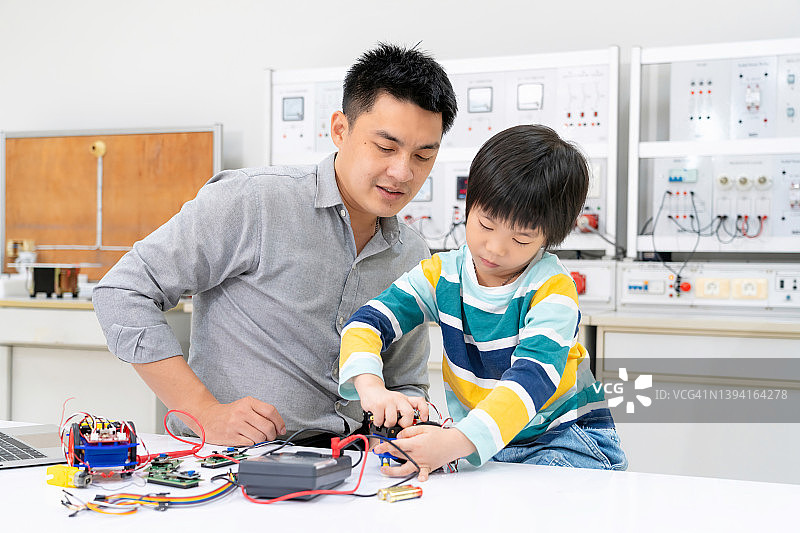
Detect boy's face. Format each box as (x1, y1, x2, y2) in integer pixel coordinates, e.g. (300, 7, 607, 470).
(466, 206, 546, 287)
(331, 93, 442, 220)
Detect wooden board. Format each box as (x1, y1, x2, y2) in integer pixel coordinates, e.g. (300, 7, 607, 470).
(4, 131, 214, 280)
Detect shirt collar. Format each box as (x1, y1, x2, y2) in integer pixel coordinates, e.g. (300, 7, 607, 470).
(314, 152, 401, 245)
(314, 153, 343, 209)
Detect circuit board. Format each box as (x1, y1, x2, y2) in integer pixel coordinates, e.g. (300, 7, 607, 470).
(200, 448, 249, 468)
(146, 469, 201, 489)
(145, 456, 201, 488)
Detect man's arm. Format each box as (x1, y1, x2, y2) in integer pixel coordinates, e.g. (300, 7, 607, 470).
(94, 171, 283, 445)
(133, 356, 285, 445)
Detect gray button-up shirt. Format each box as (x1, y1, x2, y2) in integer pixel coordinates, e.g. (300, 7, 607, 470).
(93, 153, 431, 435)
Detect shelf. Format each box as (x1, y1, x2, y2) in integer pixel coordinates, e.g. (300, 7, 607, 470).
(639, 38, 800, 65)
(636, 235, 800, 254)
(443, 48, 615, 73)
(638, 138, 800, 159)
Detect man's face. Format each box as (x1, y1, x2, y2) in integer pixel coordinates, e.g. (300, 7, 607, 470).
(332, 93, 443, 220)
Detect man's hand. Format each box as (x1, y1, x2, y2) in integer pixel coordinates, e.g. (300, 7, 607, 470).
(354, 374, 429, 428)
(132, 357, 285, 446)
(373, 425, 476, 481)
(191, 397, 286, 446)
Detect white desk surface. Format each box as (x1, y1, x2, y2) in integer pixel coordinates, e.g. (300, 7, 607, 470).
(2, 420, 798, 531)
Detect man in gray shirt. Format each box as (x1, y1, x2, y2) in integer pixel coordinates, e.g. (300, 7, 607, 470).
(92, 44, 457, 446)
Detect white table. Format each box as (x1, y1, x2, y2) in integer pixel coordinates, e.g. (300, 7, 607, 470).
(1, 421, 798, 531)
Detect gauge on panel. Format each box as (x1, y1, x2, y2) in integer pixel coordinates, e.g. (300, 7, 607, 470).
(282, 96, 305, 121)
(517, 83, 544, 111)
(412, 177, 433, 202)
(467, 87, 493, 113)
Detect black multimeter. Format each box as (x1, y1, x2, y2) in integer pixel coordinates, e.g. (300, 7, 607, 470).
(237, 451, 352, 500)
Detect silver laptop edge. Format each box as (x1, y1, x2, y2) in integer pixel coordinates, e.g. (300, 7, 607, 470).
(0, 424, 66, 469)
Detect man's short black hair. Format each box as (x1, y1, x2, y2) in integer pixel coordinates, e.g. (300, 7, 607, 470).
(343, 43, 457, 134)
(465, 124, 590, 249)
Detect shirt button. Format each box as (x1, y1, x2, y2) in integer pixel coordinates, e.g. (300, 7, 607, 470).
(338, 316, 344, 325)
(340, 209, 347, 218)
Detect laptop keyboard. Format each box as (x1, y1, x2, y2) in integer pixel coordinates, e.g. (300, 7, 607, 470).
(0, 431, 46, 461)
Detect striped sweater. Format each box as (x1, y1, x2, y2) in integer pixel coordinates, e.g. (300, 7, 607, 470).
(339, 245, 607, 466)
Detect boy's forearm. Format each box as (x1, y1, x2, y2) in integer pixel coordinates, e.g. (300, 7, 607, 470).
(449, 427, 478, 459)
(352, 373, 386, 396)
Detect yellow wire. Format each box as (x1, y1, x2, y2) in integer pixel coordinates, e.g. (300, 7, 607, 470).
(86, 502, 138, 515)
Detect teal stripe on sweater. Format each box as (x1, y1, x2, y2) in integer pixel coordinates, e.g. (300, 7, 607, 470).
(373, 282, 426, 335)
(459, 298, 529, 340)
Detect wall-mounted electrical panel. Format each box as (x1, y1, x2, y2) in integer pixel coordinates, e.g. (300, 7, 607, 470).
(559, 259, 617, 312)
(404, 47, 620, 254)
(643, 154, 800, 252)
(400, 161, 469, 250)
(617, 261, 800, 314)
(267, 47, 619, 256)
(629, 39, 800, 256)
(268, 68, 347, 166)
(443, 64, 611, 150)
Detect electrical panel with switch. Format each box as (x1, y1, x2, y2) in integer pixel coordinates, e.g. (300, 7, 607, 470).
(630, 39, 800, 257)
(618, 261, 800, 313)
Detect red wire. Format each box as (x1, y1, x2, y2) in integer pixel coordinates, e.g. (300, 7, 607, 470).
(239, 434, 370, 504)
(137, 409, 206, 463)
(58, 397, 76, 436)
(745, 216, 766, 239)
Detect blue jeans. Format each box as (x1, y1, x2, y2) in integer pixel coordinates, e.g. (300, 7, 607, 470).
(491, 410, 628, 470)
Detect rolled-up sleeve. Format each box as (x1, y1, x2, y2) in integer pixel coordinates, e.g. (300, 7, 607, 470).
(92, 170, 262, 363)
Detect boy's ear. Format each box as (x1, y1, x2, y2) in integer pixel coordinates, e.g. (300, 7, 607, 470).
(330, 111, 349, 148)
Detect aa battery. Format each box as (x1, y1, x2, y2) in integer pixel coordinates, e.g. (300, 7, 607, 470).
(376, 484, 423, 502)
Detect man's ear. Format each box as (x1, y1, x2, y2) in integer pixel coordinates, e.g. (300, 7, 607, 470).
(330, 111, 349, 148)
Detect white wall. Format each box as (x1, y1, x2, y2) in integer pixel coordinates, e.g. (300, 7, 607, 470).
(1, 0, 799, 170)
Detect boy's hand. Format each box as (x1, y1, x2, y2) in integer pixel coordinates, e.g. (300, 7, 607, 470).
(373, 425, 476, 481)
(353, 374, 428, 428)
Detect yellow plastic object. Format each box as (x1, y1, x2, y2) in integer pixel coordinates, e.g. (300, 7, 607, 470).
(46, 465, 92, 488)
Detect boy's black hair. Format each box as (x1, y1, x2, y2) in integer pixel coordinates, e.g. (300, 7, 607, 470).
(465, 124, 590, 249)
(343, 43, 457, 134)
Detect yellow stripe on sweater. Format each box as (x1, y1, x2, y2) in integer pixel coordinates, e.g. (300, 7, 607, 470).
(340, 327, 383, 367)
(420, 254, 443, 290)
(475, 384, 532, 444)
(530, 273, 579, 308)
(441, 357, 492, 409)
(540, 346, 579, 410)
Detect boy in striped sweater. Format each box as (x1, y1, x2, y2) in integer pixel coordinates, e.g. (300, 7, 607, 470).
(338, 124, 626, 480)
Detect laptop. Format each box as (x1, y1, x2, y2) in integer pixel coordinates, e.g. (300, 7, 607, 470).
(0, 424, 66, 469)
